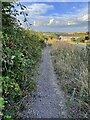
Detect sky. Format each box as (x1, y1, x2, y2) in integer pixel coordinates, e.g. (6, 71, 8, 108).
(17, 1, 89, 32)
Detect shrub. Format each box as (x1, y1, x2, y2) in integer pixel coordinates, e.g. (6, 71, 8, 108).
(76, 37, 85, 43)
(71, 37, 76, 42)
(1, 2, 46, 119)
(2, 28, 45, 119)
(49, 35, 53, 39)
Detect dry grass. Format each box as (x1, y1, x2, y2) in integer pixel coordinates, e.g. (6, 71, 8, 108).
(51, 41, 89, 118)
(48, 38, 59, 44)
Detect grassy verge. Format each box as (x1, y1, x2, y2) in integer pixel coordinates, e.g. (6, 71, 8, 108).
(51, 41, 89, 118)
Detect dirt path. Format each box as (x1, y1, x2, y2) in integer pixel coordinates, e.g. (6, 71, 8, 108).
(23, 46, 68, 118)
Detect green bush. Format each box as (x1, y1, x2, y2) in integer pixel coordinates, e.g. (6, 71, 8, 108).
(1, 2, 46, 119)
(76, 37, 85, 43)
(71, 37, 76, 42)
(49, 35, 53, 39)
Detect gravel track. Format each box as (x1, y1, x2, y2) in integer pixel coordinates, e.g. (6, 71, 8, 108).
(23, 46, 68, 118)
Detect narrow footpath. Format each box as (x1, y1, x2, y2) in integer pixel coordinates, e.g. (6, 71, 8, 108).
(23, 46, 68, 118)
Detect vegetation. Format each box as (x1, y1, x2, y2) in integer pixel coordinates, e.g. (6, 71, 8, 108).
(76, 37, 85, 43)
(51, 41, 89, 118)
(70, 37, 85, 43)
(1, 2, 46, 120)
(48, 33, 60, 40)
(70, 36, 90, 44)
(71, 37, 76, 42)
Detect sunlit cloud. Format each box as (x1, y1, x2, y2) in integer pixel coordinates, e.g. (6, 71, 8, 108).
(18, 3, 54, 16)
(48, 18, 54, 25)
(27, 4, 54, 15)
(17, 2, 88, 32)
(33, 20, 39, 26)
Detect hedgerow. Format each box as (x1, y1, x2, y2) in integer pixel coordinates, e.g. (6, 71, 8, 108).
(0, 2, 46, 120)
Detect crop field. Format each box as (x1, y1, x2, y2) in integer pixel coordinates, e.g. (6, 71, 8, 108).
(51, 41, 89, 118)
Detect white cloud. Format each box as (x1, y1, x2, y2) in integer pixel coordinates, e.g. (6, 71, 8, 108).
(80, 14, 88, 21)
(24, 4, 54, 16)
(32, 5, 88, 28)
(29, 5, 88, 27)
(77, 7, 88, 22)
(67, 21, 76, 26)
(29, 12, 88, 28)
(18, 2, 88, 32)
(33, 20, 39, 26)
(48, 18, 54, 25)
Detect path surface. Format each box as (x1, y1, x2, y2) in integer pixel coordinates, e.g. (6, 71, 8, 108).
(23, 46, 68, 118)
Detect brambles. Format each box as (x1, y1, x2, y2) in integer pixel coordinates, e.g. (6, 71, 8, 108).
(2, 28, 46, 119)
(51, 41, 89, 118)
(1, 2, 46, 120)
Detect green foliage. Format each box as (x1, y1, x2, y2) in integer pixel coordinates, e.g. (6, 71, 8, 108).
(70, 36, 86, 43)
(2, 28, 45, 119)
(48, 34, 59, 39)
(37, 32, 47, 47)
(76, 37, 85, 43)
(49, 35, 54, 39)
(0, 97, 4, 115)
(71, 37, 76, 42)
(1, 2, 46, 119)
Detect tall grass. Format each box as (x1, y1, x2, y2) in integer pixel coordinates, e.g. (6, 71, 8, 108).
(51, 41, 89, 118)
